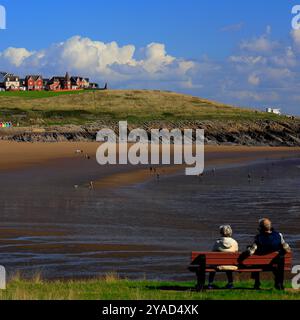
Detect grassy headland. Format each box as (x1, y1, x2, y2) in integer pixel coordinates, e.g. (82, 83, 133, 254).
(0, 90, 283, 126)
(1, 275, 299, 300)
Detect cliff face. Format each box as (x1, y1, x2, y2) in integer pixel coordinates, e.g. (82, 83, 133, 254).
(1, 120, 300, 146)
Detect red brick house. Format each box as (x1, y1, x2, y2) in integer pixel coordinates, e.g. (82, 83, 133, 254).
(25, 75, 43, 91)
(46, 78, 61, 91)
(46, 72, 71, 91)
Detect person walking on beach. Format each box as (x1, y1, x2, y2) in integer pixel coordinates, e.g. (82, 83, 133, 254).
(248, 173, 252, 183)
(89, 181, 94, 190)
(208, 225, 239, 290)
(246, 218, 291, 290)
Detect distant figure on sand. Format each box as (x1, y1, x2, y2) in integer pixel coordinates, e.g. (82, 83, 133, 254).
(248, 173, 252, 183)
(89, 181, 94, 190)
(208, 225, 239, 290)
(246, 218, 291, 290)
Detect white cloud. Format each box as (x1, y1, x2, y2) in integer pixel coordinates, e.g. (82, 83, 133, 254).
(240, 27, 278, 53)
(1, 47, 34, 67)
(291, 29, 300, 50)
(141, 43, 175, 73)
(0, 36, 195, 88)
(229, 55, 266, 65)
(248, 73, 260, 86)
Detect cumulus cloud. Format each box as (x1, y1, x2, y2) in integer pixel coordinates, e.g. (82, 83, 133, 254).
(240, 26, 278, 53)
(0, 47, 34, 67)
(0, 36, 194, 87)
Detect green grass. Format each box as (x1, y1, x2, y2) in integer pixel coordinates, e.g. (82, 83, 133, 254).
(0, 90, 286, 126)
(0, 90, 92, 99)
(0, 275, 299, 300)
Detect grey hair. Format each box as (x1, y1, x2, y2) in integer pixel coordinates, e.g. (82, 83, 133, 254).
(219, 225, 233, 237)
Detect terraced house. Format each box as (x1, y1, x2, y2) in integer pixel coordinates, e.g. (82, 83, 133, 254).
(46, 72, 72, 91)
(25, 75, 43, 91)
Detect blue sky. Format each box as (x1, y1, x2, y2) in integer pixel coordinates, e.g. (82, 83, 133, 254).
(1, 0, 300, 114)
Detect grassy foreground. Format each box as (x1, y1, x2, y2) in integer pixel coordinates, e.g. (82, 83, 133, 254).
(1, 275, 299, 300)
(0, 90, 283, 126)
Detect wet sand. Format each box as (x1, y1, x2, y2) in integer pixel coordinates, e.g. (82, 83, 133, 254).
(1, 141, 300, 188)
(0, 142, 300, 280)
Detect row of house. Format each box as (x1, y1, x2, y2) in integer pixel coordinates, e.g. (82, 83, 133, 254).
(0, 72, 100, 91)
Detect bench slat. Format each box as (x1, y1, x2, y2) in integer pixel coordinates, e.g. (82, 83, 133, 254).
(203, 258, 292, 265)
(192, 252, 291, 260)
(189, 265, 291, 272)
(190, 252, 292, 271)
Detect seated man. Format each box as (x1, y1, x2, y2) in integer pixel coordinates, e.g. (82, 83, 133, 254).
(247, 218, 291, 290)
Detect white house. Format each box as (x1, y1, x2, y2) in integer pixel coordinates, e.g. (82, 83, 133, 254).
(0, 72, 20, 90)
(266, 108, 281, 115)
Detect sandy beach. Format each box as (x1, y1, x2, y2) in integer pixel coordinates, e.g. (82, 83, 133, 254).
(1, 141, 300, 187)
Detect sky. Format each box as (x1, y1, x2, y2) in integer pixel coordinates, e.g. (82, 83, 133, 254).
(0, 0, 300, 114)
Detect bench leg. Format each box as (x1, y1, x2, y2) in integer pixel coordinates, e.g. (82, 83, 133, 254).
(251, 272, 261, 289)
(196, 269, 206, 291)
(195, 255, 206, 291)
(274, 256, 285, 290)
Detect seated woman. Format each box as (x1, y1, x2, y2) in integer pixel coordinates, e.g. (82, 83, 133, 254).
(208, 225, 239, 289)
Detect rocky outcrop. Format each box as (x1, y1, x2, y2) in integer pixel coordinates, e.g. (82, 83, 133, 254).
(1, 120, 300, 146)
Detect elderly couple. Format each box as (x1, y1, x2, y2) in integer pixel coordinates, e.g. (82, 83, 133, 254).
(208, 218, 291, 290)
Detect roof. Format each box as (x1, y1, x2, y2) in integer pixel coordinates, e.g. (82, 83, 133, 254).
(0, 72, 14, 83)
(65, 72, 70, 81)
(5, 75, 19, 81)
(0, 72, 7, 83)
(70, 76, 90, 83)
(25, 75, 43, 81)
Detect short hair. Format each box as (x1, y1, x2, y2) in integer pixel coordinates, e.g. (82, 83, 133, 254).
(219, 225, 233, 237)
(259, 218, 272, 232)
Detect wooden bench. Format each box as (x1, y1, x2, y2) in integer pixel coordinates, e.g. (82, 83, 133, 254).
(188, 251, 292, 289)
